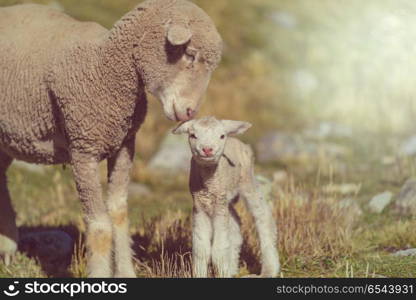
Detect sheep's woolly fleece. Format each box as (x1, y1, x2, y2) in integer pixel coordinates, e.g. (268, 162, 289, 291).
(0, 0, 222, 163)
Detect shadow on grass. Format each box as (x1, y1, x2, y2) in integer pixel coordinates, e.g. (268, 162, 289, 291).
(130, 215, 262, 277)
(16, 215, 263, 278)
(18, 225, 80, 278)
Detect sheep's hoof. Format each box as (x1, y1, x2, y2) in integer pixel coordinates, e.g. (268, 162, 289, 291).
(0, 234, 18, 266)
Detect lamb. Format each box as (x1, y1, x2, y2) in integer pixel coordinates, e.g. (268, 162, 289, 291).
(173, 116, 280, 277)
(0, 0, 222, 277)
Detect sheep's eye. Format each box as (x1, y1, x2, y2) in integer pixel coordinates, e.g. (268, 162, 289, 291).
(184, 47, 197, 64)
(184, 52, 195, 63)
(220, 135, 225, 139)
(190, 133, 197, 139)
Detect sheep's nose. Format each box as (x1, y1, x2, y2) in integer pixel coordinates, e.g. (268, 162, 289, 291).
(202, 147, 213, 157)
(186, 108, 195, 119)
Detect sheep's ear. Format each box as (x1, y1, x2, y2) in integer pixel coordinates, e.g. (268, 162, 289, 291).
(172, 120, 193, 135)
(222, 120, 252, 136)
(167, 25, 192, 46)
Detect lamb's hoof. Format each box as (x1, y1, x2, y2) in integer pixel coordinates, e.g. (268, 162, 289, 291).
(242, 272, 278, 278)
(260, 273, 277, 278)
(115, 269, 136, 278)
(260, 270, 279, 278)
(0, 235, 18, 266)
(241, 274, 261, 278)
(260, 264, 280, 278)
(2, 253, 13, 266)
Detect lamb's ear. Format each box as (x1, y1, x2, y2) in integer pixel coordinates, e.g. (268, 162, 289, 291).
(167, 25, 192, 46)
(222, 120, 252, 136)
(172, 120, 193, 135)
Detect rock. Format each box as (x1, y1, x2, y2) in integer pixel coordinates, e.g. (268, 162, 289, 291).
(303, 122, 353, 140)
(19, 230, 73, 262)
(256, 131, 349, 164)
(148, 132, 192, 173)
(128, 182, 152, 197)
(381, 155, 395, 165)
(319, 142, 350, 158)
(255, 175, 272, 202)
(322, 183, 361, 196)
(47, 1, 64, 11)
(13, 160, 46, 174)
(291, 69, 318, 98)
(337, 198, 363, 222)
(256, 132, 304, 163)
(392, 248, 416, 257)
(272, 170, 288, 184)
(270, 11, 297, 29)
(368, 191, 393, 213)
(399, 135, 416, 156)
(393, 178, 416, 216)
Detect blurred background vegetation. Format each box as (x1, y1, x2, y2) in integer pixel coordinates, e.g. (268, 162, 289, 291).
(1, 0, 287, 159)
(2, 0, 416, 277)
(3, 0, 416, 155)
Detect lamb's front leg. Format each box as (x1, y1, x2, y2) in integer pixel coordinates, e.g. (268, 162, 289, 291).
(211, 203, 232, 278)
(192, 207, 212, 278)
(107, 138, 136, 277)
(71, 153, 112, 278)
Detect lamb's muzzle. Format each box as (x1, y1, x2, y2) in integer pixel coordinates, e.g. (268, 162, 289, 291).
(174, 116, 281, 277)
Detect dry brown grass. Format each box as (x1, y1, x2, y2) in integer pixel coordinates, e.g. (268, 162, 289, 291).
(66, 181, 360, 278)
(241, 184, 358, 276)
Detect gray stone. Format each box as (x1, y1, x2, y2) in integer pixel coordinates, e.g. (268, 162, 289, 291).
(47, 1, 64, 11)
(148, 131, 192, 173)
(399, 135, 416, 156)
(393, 178, 416, 216)
(19, 230, 73, 261)
(256, 131, 349, 164)
(337, 198, 363, 222)
(319, 142, 350, 158)
(322, 183, 361, 196)
(368, 191, 393, 213)
(256, 132, 304, 163)
(303, 122, 353, 140)
(291, 69, 318, 98)
(272, 170, 288, 184)
(128, 182, 152, 197)
(270, 11, 297, 29)
(392, 248, 416, 257)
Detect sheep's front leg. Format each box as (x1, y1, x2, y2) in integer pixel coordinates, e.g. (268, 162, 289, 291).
(192, 206, 212, 278)
(0, 153, 17, 266)
(241, 175, 280, 277)
(211, 203, 232, 278)
(71, 153, 112, 277)
(107, 138, 136, 278)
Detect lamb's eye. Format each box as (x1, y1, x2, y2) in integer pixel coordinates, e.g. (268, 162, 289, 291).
(220, 135, 225, 139)
(190, 133, 197, 139)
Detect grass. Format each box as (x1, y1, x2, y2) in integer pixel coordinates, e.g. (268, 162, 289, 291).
(1, 147, 415, 278)
(1, 0, 416, 278)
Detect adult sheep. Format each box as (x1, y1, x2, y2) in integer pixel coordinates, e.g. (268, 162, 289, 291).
(0, 0, 222, 277)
